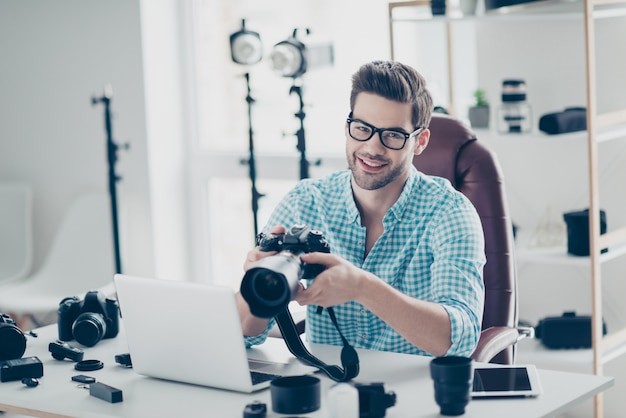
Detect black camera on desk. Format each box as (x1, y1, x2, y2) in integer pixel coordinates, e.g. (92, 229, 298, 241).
(58, 290, 120, 347)
(240, 224, 330, 318)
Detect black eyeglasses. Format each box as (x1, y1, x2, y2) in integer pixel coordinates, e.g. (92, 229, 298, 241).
(346, 113, 423, 150)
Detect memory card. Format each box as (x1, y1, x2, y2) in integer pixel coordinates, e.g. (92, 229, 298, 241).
(72, 374, 96, 384)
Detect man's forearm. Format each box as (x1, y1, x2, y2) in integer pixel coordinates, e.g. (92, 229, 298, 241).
(236, 292, 270, 336)
(356, 272, 452, 357)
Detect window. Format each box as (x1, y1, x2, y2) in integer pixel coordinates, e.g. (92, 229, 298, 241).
(186, 0, 391, 286)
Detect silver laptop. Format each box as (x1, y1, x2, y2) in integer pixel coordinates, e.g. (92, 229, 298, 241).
(113, 274, 314, 392)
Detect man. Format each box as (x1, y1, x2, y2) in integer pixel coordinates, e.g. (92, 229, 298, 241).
(237, 60, 485, 357)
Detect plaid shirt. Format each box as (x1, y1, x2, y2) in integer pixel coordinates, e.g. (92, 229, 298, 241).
(244, 166, 485, 357)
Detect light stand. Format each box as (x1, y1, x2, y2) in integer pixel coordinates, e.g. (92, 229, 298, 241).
(241, 73, 264, 237)
(289, 82, 320, 180)
(92, 85, 128, 275)
(270, 28, 332, 179)
(230, 19, 264, 239)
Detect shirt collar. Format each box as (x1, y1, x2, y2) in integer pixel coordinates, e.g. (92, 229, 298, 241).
(387, 165, 420, 222)
(343, 172, 360, 224)
(343, 166, 422, 224)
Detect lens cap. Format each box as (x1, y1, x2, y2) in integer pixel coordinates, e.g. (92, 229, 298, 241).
(75, 359, 104, 372)
(271, 375, 320, 414)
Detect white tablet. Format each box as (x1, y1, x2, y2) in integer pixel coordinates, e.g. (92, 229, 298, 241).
(472, 364, 543, 398)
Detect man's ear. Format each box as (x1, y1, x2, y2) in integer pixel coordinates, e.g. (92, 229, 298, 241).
(413, 128, 430, 156)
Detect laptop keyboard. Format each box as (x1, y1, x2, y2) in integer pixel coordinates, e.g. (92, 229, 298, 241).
(250, 371, 282, 385)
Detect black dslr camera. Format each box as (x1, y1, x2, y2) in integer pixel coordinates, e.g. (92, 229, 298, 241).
(240, 224, 330, 318)
(58, 290, 120, 347)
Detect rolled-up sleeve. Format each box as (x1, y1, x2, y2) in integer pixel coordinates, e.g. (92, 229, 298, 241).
(243, 318, 275, 348)
(430, 199, 485, 357)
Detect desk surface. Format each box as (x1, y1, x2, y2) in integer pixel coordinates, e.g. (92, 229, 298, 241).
(0, 324, 614, 418)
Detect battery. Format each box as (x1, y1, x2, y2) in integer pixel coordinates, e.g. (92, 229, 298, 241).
(89, 382, 123, 403)
(0, 356, 44, 382)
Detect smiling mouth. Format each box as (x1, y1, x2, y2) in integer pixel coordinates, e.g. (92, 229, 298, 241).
(357, 156, 387, 171)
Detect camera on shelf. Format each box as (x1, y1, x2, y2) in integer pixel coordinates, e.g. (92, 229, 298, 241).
(58, 290, 120, 347)
(240, 224, 330, 318)
(0, 313, 27, 361)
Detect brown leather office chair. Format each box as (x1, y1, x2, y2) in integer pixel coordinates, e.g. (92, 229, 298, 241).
(414, 113, 530, 364)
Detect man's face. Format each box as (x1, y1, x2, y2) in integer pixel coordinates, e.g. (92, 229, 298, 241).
(346, 92, 428, 191)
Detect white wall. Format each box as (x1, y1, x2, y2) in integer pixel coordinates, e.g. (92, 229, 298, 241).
(0, 0, 155, 277)
(139, 0, 190, 281)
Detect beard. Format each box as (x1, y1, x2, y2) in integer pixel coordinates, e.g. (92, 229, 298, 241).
(347, 151, 408, 191)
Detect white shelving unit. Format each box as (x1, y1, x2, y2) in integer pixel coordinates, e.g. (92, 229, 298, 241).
(581, 0, 626, 416)
(389, 2, 626, 416)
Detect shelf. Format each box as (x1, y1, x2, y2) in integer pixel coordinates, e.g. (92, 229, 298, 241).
(518, 337, 626, 370)
(390, 0, 626, 21)
(518, 338, 593, 371)
(514, 225, 626, 267)
(484, 0, 626, 18)
(596, 122, 626, 143)
(473, 123, 626, 144)
(517, 241, 626, 266)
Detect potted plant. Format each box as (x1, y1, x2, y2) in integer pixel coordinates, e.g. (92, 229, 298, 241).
(468, 88, 490, 129)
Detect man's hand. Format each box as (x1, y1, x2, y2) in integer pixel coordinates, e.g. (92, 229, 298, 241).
(243, 225, 286, 272)
(295, 252, 369, 308)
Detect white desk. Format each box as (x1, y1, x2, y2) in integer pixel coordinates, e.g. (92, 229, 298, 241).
(0, 323, 614, 418)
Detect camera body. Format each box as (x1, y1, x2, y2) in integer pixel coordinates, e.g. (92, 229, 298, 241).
(58, 290, 120, 347)
(257, 224, 330, 279)
(0, 313, 27, 361)
(354, 382, 397, 418)
(241, 224, 330, 318)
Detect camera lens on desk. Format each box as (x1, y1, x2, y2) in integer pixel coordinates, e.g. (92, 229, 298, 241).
(498, 79, 532, 134)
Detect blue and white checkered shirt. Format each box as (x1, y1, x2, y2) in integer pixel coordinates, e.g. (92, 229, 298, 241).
(244, 166, 485, 357)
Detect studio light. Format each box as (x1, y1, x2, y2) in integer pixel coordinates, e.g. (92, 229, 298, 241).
(270, 28, 334, 78)
(229, 19, 265, 239)
(229, 19, 262, 66)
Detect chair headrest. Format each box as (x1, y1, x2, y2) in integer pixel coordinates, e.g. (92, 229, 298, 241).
(413, 114, 477, 185)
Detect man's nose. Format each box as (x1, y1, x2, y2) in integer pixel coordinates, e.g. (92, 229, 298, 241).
(363, 131, 388, 153)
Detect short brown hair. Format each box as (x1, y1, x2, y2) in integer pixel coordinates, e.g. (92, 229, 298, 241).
(350, 61, 433, 129)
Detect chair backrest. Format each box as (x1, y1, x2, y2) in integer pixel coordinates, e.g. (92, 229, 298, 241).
(413, 114, 518, 364)
(0, 191, 116, 315)
(32, 191, 115, 295)
(0, 182, 33, 284)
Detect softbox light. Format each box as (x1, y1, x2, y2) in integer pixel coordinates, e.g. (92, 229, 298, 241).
(229, 19, 262, 66)
(270, 28, 334, 78)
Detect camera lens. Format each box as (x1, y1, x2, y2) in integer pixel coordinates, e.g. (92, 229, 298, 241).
(253, 271, 288, 303)
(0, 324, 27, 361)
(241, 252, 302, 318)
(72, 312, 107, 347)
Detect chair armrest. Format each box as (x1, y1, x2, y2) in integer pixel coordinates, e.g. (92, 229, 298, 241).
(471, 326, 534, 363)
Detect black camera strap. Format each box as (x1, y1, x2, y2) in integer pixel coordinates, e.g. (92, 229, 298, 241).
(275, 307, 359, 382)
